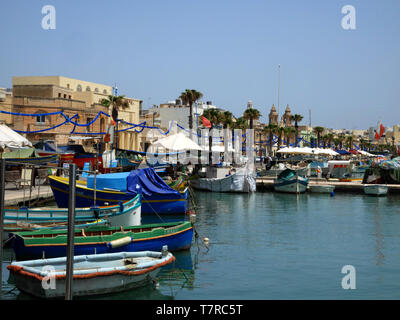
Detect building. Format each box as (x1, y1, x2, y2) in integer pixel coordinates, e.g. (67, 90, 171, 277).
(10, 76, 141, 150)
(0, 88, 13, 125)
(116, 97, 143, 151)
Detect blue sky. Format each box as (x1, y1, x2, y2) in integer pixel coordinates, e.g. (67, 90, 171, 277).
(1, 0, 399, 130)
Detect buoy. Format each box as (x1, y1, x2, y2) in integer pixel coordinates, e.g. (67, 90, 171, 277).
(330, 191, 335, 197)
(203, 237, 209, 244)
(108, 236, 131, 249)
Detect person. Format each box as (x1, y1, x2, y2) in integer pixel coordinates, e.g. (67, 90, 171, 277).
(265, 155, 272, 171)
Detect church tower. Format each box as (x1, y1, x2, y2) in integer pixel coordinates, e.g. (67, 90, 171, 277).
(281, 104, 292, 127)
(268, 104, 278, 125)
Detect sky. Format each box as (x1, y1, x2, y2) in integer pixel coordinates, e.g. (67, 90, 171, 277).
(0, 0, 399, 130)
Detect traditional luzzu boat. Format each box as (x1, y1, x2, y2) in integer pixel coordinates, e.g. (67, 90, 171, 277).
(4, 194, 141, 230)
(48, 168, 188, 215)
(273, 168, 309, 194)
(0, 147, 59, 165)
(7, 249, 175, 299)
(363, 184, 388, 196)
(10, 220, 194, 260)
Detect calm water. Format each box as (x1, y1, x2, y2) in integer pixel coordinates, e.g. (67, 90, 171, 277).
(2, 191, 400, 300)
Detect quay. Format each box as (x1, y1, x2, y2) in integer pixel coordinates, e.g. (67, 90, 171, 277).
(4, 185, 54, 206)
(256, 178, 400, 194)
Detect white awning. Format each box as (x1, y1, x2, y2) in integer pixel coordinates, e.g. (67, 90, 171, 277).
(0, 124, 32, 149)
(151, 132, 204, 151)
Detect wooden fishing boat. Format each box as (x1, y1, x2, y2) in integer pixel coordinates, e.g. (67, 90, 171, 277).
(309, 184, 335, 193)
(33, 140, 74, 165)
(4, 194, 141, 228)
(363, 184, 388, 196)
(48, 168, 188, 215)
(1, 147, 59, 165)
(10, 220, 193, 260)
(7, 249, 175, 299)
(274, 168, 308, 194)
(2, 219, 107, 243)
(58, 144, 103, 171)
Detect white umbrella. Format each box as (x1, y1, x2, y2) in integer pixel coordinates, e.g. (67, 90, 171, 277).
(151, 132, 204, 151)
(0, 124, 32, 149)
(312, 148, 339, 156)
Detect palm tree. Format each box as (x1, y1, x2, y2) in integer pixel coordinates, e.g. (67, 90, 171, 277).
(100, 95, 130, 148)
(243, 108, 261, 130)
(290, 114, 303, 147)
(314, 126, 325, 148)
(221, 111, 233, 129)
(264, 124, 278, 155)
(336, 134, 345, 150)
(179, 89, 203, 132)
(202, 109, 223, 162)
(284, 127, 296, 147)
(345, 135, 354, 150)
(277, 126, 285, 149)
(326, 133, 334, 149)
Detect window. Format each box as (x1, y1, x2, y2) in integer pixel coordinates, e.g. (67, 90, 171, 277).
(95, 88, 99, 93)
(36, 113, 46, 124)
(67, 84, 70, 89)
(77, 84, 82, 92)
(68, 95, 72, 99)
(63, 94, 67, 99)
(103, 89, 107, 94)
(86, 117, 93, 132)
(86, 86, 91, 92)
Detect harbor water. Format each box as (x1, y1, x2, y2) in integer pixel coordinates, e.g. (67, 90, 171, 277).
(2, 191, 400, 300)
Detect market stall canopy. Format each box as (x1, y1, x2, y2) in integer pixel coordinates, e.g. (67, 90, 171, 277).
(151, 132, 204, 151)
(313, 148, 339, 156)
(0, 124, 32, 149)
(277, 147, 314, 154)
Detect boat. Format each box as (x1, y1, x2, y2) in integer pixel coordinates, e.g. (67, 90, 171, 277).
(2, 219, 107, 243)
(309, 184, 335, 193)
(48, 168, 188, 215)
(7, 249, 175, 299)
(273, 168, 309, 194)
(33, 140, 74, 165)
(363, 184, 388, 196)
(0, 147, 59, 165)
(4, 194, 141, 228)
(58, 144, 103, 171)
(190, 165, 256, 193)
(116, 148, 143, 170)
(10, 220, 193, 260)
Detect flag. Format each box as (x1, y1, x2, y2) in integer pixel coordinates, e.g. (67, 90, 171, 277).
(202, 116, 211, 128)
(375, 131, 380, 140)
(379, 123, 385, 138)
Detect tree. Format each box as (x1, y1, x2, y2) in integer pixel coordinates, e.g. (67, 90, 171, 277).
(284, 127, 296, 147)
(179, 89, 203, 132)
(290, 114, 303, 147)
(277, 126, 285, 149)
(202, 108, 223, 162)
(313, 126, 325, 148)
(221, 111, 233, 129)
(264, 124, 278, 155)
(243, 108, 261, 130)
(100, 95, 130, 148)
(345, 135, 354, 150)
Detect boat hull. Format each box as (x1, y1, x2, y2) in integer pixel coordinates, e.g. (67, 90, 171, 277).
(191, 171, 256, 193)
(274, 176, 308, 194)
(309, 184, 335, 193)
(48, 176, 188, 215)
(8, 251, 175, 299)
(364, 184, 388, 196)
(10, 221, 194, 260)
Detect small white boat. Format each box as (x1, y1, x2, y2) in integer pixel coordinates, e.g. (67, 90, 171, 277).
(7, 248, 175, 299)
(363, 184, 388, 196)
(309, 184, 335, 194)
(191, 165, 256, 193)
(274, 169, 308, 194)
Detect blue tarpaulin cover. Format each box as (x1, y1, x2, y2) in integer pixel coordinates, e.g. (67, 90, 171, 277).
(87, 172, 130, 191)
(127, 168, 179, 197)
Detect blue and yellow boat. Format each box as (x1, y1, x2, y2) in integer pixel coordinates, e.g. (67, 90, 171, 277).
(49, 168, 188, 215)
